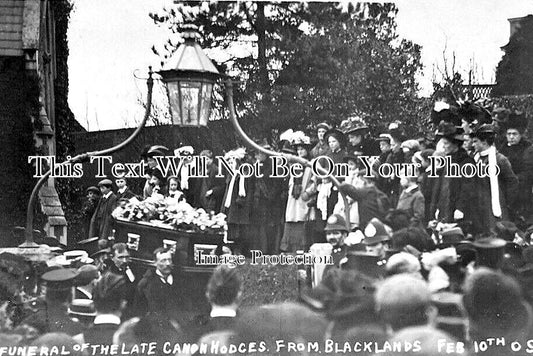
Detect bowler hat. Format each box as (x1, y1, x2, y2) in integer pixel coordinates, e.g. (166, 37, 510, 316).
(68, 299, 96, 317)
(363, 218, 391, 245)
(97, 179, 113, 188)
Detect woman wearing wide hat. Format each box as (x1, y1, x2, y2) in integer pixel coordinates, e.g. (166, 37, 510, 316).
(340, 115, 380, 157)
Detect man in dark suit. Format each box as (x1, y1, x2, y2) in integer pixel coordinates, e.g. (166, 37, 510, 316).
(186, 265, 242, 342)
(89, 179, 118, 239)
(134, 247, 183, 329)
(104, 242, 136, 319)
(77, 272, 127, 345)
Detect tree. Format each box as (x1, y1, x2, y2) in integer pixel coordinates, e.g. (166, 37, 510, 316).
(272, 3, 423, 135)
(494, 15, 533, 96)
(150, 2, 424, 137)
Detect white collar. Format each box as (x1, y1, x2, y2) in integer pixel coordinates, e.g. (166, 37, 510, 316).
(118, 187, 127, 194)
(156, 269, 173, 285)
(93, 314, 121, 325)
(103, 191, 112, 199)
(210, 306, 237, 318)
(405, 185, 418, 193)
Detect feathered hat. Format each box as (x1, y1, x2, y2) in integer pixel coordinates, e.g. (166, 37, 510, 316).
(431, 100, 461, 127)
(279, 129, 312, 150)
(339, 115, 369, 135)
(456, 100, 492, 126)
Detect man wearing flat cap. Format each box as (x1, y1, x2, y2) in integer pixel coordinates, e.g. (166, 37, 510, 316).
(471, 124, 518, 233)
(89, 179, 117, 239)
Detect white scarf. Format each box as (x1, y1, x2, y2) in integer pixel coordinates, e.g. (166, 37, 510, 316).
(317, 181, 333, 220)
(224, 173, 246, 208)
(180, 164, 190, 190)
(475, 146, 501, 218)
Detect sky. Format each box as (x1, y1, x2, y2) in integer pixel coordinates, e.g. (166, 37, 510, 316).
(67, 0, 533, 131)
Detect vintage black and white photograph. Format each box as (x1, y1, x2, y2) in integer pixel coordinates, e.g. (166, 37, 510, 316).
(1, 0, 533, 355)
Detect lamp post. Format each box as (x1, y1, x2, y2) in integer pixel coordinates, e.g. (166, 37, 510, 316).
(20, 69, 154, 254)
(158, 25, 352, 229)
(158, 24, 219, 127)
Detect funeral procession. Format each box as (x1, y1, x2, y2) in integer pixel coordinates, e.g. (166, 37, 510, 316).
(3, 0, 533, 355)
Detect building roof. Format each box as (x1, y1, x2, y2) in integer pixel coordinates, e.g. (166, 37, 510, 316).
(0, 0, 24, 56)
(0, 0, 40, 57)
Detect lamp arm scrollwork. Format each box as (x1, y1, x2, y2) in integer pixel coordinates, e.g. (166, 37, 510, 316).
(223, 78, 352, 230)
(22, 68, 155, 247)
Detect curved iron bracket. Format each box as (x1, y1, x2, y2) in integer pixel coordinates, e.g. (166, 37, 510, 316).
(223, 78, 352, 230)
(21, 68, 155, 247)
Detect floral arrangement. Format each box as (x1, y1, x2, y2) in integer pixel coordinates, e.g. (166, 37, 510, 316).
(112, 195, 226, 234)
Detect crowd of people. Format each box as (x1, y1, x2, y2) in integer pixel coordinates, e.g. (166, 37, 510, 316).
(2, 99, 533, 355)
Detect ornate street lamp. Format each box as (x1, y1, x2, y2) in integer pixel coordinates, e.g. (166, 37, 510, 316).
(158, 24, 351, 229)
(159, 24, 219, 127)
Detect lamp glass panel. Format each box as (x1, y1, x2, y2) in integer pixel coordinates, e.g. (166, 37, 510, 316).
(180, 81, 201, 125)
(199, 83, 213, 126)
(167, 82, 181, 125)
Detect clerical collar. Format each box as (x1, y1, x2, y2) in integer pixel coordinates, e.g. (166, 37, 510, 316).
(156, 269, 173, 285)
(210, 306, 237, 318)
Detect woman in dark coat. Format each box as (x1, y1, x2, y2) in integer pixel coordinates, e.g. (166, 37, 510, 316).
(427, 122, 480, 236)
(499, 112, 532, 221)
